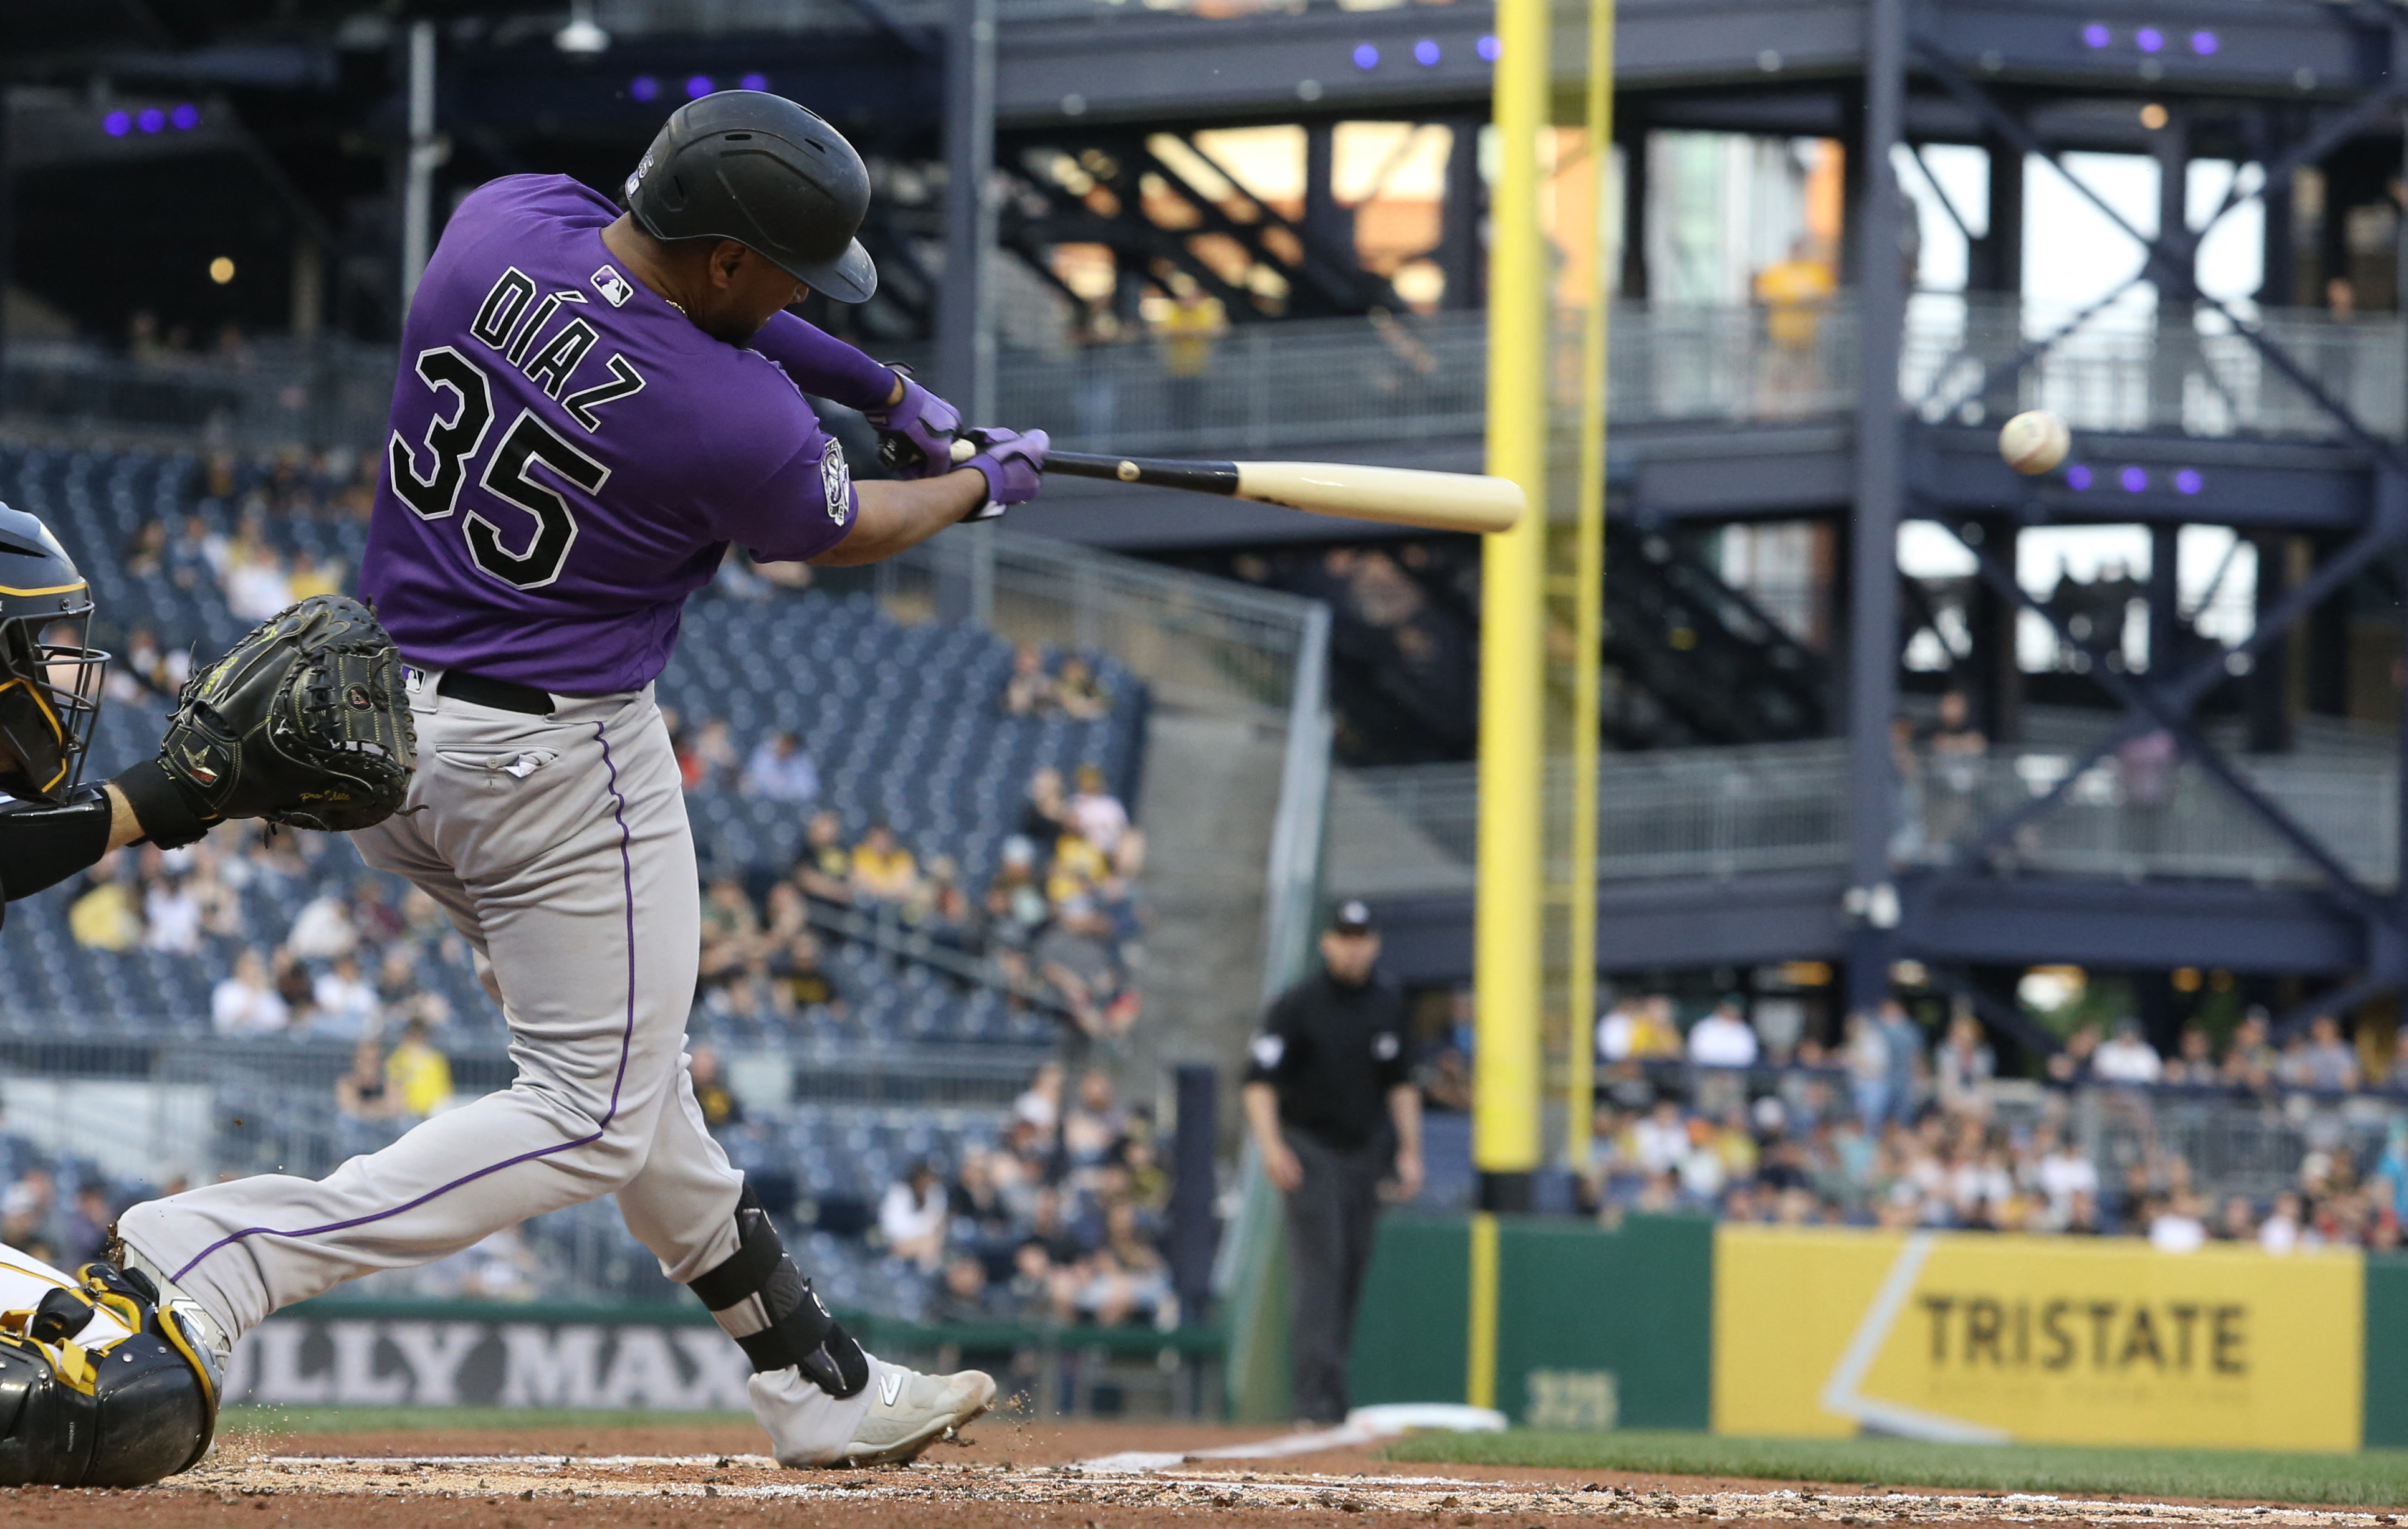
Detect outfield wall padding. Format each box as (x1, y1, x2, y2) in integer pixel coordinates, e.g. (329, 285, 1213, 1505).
(1349, 1215, 2408, 1449)
(2363, 1255, 2408, 1449)
(1349, 1213, 1710, 1428)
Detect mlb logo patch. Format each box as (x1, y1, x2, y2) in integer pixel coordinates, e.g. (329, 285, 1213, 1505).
(591, 265, 634, 307)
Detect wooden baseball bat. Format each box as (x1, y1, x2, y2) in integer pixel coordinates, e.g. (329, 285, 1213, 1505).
(947, 440, 1524, 535)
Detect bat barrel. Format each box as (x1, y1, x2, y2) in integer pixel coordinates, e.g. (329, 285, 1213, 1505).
(1233, 460, 1525, 535)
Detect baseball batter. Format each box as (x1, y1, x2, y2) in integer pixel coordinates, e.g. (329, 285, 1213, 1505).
(112, 90, 1046, 1467)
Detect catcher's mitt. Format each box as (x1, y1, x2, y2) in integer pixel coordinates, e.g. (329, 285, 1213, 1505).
(154, 594, 417, 834)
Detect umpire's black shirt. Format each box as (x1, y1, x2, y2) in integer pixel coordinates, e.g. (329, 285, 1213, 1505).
(1245, 965, 1412, 1152)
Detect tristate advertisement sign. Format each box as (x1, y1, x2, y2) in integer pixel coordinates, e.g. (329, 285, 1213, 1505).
(1712, 1226, 2364, 1451)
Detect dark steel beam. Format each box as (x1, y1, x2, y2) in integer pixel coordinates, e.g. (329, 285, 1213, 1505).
(1901, 874, 2366, 974)
(1844, 0, 1908, 1013)
(1909, 428, 2377, 533)
(1951, 526, 2394, 925)
(1367, 870, 2367, 984)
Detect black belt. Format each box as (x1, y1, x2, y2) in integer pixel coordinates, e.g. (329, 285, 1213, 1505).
(438, 669, 556, 717)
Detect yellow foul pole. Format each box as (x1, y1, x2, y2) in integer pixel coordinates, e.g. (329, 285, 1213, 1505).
(1473, 0, 1549, 1208)
(1565, 0, 1615, 1171)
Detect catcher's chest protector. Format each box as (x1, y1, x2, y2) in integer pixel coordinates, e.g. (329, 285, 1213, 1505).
(0, 1264, 216, 1487)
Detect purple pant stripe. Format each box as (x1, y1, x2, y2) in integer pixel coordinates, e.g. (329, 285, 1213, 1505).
(171, 717, 643, 1285)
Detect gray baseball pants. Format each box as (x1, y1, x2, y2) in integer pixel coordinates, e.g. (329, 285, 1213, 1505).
(116, 672, 744, 1338)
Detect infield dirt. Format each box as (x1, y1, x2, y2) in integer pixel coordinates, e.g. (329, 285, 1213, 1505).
(7, 1413, 2408, 1528)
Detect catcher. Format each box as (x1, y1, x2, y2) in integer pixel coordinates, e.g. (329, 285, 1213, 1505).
(0, 500, 414, 1485)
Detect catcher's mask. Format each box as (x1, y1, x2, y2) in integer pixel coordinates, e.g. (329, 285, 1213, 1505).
(0, 505, 105, 803)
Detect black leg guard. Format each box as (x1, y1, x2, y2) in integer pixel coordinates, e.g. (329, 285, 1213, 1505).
(0, 1264, 216, 1487)
(687, 1183, 869, 1399)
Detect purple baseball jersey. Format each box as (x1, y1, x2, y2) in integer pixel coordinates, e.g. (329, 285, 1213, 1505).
(360, 174, 897, 695)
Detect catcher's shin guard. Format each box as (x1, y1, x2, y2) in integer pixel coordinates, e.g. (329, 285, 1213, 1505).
(687, 1183, 868, 1399)
(0, 1263, 218, 1487)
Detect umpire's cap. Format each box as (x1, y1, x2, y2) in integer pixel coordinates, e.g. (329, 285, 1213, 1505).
(0, 505, 105, 803)
(623, 90, 878, 303)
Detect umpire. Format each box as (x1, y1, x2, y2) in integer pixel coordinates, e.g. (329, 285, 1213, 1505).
(1242, 899, 1423, 1424)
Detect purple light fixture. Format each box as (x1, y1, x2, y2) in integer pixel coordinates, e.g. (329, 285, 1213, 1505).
(2190, 30, 2218, 55)
(2066, 464, 2094, 490)
(1477, 33, 1500, 61)
(170, 103, 200, 130)
(686, 74, 715, 98)
(1413, 39, 1440, 65)
(2120, 466, 2149, 492)
(2134, 26, 2163, 52)
(102, 110, 131, 136)
(136, 107, 165, 133)
(741, 72, 768, 90)
(630, 75, 659, 101)
(2081, 22, 2111, 47)
(2175, 469, 2202, 495)
(1353, 43, 1380, 69)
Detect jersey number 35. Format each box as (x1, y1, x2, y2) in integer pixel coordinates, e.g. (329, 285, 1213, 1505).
(388, 346, 609, 592)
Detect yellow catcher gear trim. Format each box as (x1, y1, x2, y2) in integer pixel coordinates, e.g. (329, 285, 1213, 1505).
(0, 579, 88, 598)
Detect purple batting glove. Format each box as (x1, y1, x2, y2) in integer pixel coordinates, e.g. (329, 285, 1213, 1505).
(862, 364, 962, 480)
(962, 427, 1050, 520)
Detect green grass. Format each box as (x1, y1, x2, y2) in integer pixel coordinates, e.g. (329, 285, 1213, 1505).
(217, 1404, 751, 1437)
(1382, 1430, 2408, 1507)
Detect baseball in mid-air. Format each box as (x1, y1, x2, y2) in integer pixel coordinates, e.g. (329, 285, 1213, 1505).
(1999, 409, 2072, 475)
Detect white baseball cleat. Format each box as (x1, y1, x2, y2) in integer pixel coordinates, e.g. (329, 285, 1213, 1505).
(749, 1353, 996, 1468)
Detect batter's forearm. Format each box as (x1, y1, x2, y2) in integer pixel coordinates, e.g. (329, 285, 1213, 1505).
(811, 471, 988, 566)
(750, 313, 902, 413)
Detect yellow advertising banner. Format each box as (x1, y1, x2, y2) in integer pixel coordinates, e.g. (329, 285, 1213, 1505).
(1713, 1226, 2363, 1452)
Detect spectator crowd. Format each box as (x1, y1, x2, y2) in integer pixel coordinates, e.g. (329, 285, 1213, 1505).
(66, 822, 467, 1054)
(694, 1061, 1181, 1330)
(679, 667, 1149, 1044)
(1560, 988, 2408, 1254)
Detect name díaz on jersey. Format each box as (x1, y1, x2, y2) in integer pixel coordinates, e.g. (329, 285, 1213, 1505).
(466, 265, 646, 431)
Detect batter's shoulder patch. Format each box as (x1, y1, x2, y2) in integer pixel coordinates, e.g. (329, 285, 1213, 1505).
(591, 265, 634, 307)
(821, 437, 852, 526)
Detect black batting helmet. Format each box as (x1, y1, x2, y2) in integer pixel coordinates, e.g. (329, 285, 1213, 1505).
(623, 90, 878, 303)
(0, 505, 106, 803)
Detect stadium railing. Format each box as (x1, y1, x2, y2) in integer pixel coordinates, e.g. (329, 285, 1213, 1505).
(20, 297, 2402, 459)
(1332, 738, 2402, 895)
